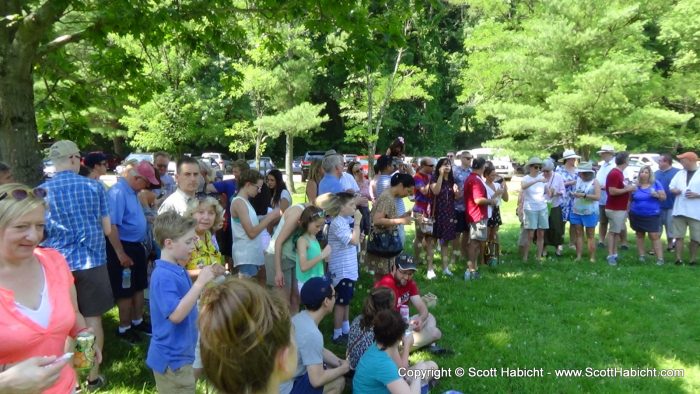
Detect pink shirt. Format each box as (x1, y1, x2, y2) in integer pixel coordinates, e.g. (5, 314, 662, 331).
(0, 248, 77, 394)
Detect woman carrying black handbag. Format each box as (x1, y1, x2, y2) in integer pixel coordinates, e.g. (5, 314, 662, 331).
(366, 173, 415, 281)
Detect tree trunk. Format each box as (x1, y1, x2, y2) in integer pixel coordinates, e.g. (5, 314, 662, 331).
(0, 63, 43, 186)
(285, 132, 295, 193)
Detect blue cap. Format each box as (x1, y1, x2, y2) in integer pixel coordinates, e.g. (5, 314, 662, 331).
(300, 276, 334, 309)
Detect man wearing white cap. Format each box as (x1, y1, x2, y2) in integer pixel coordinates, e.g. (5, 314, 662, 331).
(669, 152, 700, 265)
(595, 145, 628, 249)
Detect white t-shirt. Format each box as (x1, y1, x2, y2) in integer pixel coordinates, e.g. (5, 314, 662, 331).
(522, 174, 547, 211)
(669, 169, 700, 221)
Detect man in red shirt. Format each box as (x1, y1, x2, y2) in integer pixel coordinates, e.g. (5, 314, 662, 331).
(464, 157, 495, 280)
(605, 152, 636, 265)
(375, 255, 447, 354)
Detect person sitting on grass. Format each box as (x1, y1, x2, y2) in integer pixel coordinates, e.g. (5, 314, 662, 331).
(375, 255, 448, 355)
(280, 276, 350, 394)
(347, 287, 439, 377)
(198, 278, 298, 394)
(146, 212, 224, 393)
(353, 310, 435, 394)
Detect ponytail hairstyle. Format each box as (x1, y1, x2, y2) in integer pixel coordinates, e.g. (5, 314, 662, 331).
(292, 205, 325, 252)
(390, 173, 415, 188)
(199, 278, 293, 394)
(315, 192, 355, 217)
(359, 287, 396, 330)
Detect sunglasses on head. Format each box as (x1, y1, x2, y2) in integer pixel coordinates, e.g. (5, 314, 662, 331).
(311, 210, 326, 220)
(0, 188, 47, 202)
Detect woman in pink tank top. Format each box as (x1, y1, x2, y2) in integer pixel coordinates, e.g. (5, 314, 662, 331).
(0, 183, 96, 393)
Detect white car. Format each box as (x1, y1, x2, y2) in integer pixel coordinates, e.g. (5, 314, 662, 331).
(467, 147, 515, 180)
(202, 152, 232, 172)
(629, 153, 682, 172)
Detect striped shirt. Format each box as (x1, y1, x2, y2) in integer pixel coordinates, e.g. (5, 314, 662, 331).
(41, 171, 110, 271)
(327, 216, 358, 286)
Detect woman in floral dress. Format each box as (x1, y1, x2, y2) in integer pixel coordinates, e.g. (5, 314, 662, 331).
(429, 157, 458, 277)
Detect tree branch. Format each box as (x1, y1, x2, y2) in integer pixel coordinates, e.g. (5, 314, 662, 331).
(37, 27, 90, 56)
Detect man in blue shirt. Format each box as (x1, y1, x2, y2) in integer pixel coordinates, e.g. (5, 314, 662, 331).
(655, 153, 680, 251)
(318, 153, 344, 195)
(41, 140, 112, 390)
(107, 160, 159, 344)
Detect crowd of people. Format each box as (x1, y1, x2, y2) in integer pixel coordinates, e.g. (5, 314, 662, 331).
(0, 137, 698, 393)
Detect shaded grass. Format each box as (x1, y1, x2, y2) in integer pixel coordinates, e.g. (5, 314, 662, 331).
(98, 185, 700, 393)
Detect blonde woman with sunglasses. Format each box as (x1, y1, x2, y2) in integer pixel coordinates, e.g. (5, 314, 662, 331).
(0, 184, 100, 394)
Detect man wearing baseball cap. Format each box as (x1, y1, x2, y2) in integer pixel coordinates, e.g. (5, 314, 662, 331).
(40, 140, 112, 390)
(106, 160, 159, 344)
(375, 254, 448, 355)
(280, 276, 350, 394)
(669, 152, 700, 265)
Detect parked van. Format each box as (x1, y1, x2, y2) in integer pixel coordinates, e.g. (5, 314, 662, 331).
(466, 147, 515, 180)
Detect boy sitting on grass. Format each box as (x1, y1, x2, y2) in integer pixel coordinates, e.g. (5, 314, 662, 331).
(146, 211, 223, 393)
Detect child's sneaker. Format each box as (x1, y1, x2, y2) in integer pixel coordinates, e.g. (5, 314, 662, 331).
(426, 269, 437, 280)
(607, 255, 618, 266)
(464, 271, 472, 281)
(442, 268, 453, 277)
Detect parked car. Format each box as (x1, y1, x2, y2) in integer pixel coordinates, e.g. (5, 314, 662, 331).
(293, 156, 303, 174)
(115, 152, 155, 174)
(248, 157, 276, 175)
(468, 147, 515, 180)
(343, 154, 358, 166)
(202, 152, 232, 172)
(301, 151, 326, 182)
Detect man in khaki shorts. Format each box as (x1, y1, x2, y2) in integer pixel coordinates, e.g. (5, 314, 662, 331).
(604, 152, 636, 266)
(669, 152, 700, 265)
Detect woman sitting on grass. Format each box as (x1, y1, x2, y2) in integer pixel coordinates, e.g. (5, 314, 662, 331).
(199, 278, 297, 394)
(353, 309, 436, 394)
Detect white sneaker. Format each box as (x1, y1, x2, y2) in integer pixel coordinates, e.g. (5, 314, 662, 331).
(442, 268, 454, 277)
(426, 269, 437, 280)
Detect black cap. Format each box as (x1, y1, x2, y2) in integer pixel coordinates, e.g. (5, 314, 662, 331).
(395, 254, 417, 271)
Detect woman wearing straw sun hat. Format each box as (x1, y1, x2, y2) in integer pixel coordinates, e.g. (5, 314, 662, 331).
(521, 157, 549, 262)
(570, 162, 601, 262)
(557, 149, 581, 251)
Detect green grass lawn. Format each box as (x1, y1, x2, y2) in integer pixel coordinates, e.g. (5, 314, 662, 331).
(97, 184, 700, 393)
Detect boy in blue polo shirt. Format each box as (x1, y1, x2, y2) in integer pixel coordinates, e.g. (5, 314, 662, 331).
(147, 211, 224, 393)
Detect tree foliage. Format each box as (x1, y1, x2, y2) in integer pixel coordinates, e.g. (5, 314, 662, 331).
(457, 0, 697, 160)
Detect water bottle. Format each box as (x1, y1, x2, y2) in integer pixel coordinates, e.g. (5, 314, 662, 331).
(400, 304, 411, 334)
(122, 268, 131, 289)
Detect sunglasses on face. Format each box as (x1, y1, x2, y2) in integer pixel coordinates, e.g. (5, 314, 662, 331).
(156, 164, 168, 169)
(532, 166, 541, 170)
(0, 188, 47, 202)
(463, 157, 473, 160)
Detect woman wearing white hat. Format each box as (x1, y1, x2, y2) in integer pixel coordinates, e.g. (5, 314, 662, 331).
(557, 149, 581, 251)
(521, 157, 549, 262)
(570, 162, 601, 262)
